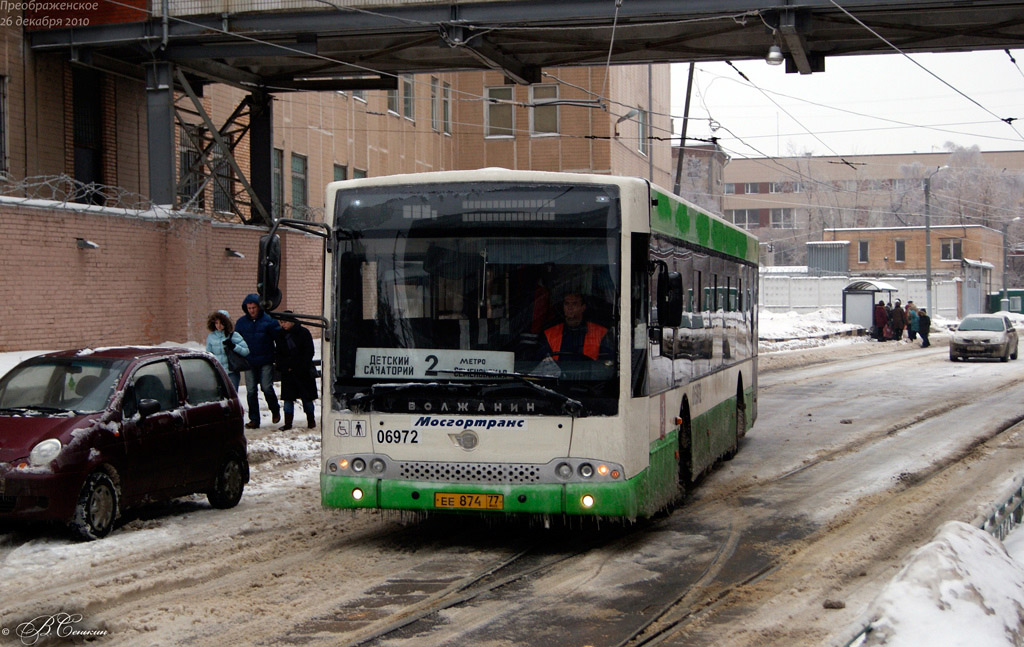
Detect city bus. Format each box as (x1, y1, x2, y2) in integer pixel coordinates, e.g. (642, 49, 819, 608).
(258, 169, 758, 520)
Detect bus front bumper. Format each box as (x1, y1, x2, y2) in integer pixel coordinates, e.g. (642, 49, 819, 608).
(320, 473, 650, 518)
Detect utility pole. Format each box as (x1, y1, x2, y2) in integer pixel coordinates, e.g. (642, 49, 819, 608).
(673, 63, 695, 196)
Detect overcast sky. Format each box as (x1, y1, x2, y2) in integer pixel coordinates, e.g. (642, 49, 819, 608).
(670, 48, 1024, 160)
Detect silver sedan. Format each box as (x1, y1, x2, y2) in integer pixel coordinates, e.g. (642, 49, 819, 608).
(949, 314, 1020, 362)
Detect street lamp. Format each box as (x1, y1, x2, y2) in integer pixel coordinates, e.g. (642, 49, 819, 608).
(1002, 216, 1021, 309)
(924, 165, 948, 315)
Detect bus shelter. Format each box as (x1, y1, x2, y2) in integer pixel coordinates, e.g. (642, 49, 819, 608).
(842, 280, 899, 330)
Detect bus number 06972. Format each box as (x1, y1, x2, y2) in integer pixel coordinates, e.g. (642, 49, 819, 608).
(377, 429, 419, 444)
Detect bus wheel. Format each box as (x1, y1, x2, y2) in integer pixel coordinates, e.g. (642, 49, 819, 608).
(723, 397, 745, 461)
(678, 412, 693, 490)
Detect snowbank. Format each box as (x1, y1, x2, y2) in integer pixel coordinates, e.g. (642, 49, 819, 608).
(856, 521, 1024, 647)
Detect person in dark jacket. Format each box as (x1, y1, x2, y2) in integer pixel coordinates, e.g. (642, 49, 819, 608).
(236, 294, 282, 429)
(275, 311, 318, 430)
(917, 309, 931, 347)
(873, 300, 888, 341)
(889, 298, 906, 340)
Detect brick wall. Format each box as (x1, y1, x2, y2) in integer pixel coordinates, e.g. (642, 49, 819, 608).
(0, 201, 323, 352)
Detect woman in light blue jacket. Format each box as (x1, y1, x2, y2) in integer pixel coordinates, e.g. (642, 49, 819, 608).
(206, 310, 249, 390)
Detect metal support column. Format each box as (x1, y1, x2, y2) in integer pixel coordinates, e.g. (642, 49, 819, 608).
(146, 61, 176, 207)
(249, 91, 274, 226)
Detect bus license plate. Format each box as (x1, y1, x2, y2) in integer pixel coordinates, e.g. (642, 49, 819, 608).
(434, 492, 503, 510)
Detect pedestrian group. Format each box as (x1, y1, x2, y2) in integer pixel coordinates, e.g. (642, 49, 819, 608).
(205, 293, 319, 431)
(872, 298, 930, 347)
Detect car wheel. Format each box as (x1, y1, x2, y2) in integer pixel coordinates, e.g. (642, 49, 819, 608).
(1013, 344, 1019, 361)
(949, 352, 958, 361)
(1002, 346, 1011, 362)
(69, 472, 118, 541)
(207, 457, 246, 509)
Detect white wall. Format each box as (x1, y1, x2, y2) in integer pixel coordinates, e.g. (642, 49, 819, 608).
(760, 274, 960, 320)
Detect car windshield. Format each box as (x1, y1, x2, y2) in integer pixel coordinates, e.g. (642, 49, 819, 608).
(958, 317, 1005, 332)
(0, 357, 129, 414)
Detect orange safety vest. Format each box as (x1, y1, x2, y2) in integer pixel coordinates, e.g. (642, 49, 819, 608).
(545, 322, 608, 360)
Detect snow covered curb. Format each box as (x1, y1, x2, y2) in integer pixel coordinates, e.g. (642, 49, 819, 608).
(837, 475, 1024, 647)
(844, 521, 1024, 647)
(760, 327, 867, 343)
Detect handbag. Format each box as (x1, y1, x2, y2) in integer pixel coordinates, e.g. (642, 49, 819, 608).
(225, 343, 251, 372)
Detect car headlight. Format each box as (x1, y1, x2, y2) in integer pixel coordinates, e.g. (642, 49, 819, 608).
(28, 438, 62, 466)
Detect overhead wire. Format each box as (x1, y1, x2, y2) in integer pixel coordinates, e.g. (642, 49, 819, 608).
(828, 0, 1024, 140)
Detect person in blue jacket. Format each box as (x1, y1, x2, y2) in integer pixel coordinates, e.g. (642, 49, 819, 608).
(236, 294, 282, 429)
(205, 309, 249, 390)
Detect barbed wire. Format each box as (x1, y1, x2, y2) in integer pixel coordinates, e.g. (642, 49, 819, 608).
(0, 174, 157, 212)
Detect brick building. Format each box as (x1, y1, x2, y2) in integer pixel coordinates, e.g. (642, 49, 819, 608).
(0, 15, 674, 350)
(716, 151, 1024, 272)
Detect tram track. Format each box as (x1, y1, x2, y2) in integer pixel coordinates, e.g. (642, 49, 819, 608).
(277, 521, 646, 647)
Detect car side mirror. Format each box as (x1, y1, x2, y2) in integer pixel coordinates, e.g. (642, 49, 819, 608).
(257, 234, 283, 312)
(138, 398, 161, 418)
(656, 267, 683, 329)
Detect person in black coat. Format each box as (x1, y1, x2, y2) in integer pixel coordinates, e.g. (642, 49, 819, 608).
(275, 311, 319, 430)
(917, 309, 931, 348)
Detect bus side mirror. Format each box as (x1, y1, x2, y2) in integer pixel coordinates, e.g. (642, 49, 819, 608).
(657, 268, 683, 328)
(258, 234, 283, 312)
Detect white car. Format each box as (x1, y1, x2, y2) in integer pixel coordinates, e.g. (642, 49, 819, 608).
(949, 314, 1019, 362)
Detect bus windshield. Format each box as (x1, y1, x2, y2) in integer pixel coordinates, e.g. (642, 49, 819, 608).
(332, 182, 621, 416)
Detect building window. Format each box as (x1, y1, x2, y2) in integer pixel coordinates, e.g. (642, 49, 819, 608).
(442, 82, 451, 134)
(941, 238, 962, 261)
(212, 156, 233, 213)
(744, 183, 760, 194)
(353, 168, 367, 179)
(769, 182, 783, 193)
(352, 89, 367, 102)
(770, 208, 793, 229)
(486, 87, 514, 137)
(723, 183, 736, 194)
(272, 148, 283, 220)
(531, 84, 558, 135)
(178, 124, 204, 210)
(402, 75, 415, 120)
(728, 209, 758, 229)
(858, 240, 869, 263)
(333, 164, 348, 182)
(387, 87, 399, 114)
(637, 108, 649, 156)
(894, 240, 906, 263)
(291, 153, 307, 217)
(430, 77, 439, 132)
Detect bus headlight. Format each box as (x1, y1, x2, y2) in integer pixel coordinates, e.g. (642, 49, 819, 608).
(578, 463, 594, 479)
(352, 488, 364, 500)
(352, 458, 366, 473)
(370, 458, 386, 474)
(580, 494, 595, 508)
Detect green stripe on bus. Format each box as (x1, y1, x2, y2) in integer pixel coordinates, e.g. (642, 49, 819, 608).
(650, 188, 758, 263)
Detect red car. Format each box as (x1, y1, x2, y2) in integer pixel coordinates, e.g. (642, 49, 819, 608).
(0, 346, 249, 540)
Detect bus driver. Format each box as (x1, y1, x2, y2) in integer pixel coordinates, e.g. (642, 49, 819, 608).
(540, 292, 614, 362)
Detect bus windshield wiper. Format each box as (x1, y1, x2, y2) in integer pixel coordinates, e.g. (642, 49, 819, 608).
(436, 369, 583, 417)
(347, 381, 476, 411)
